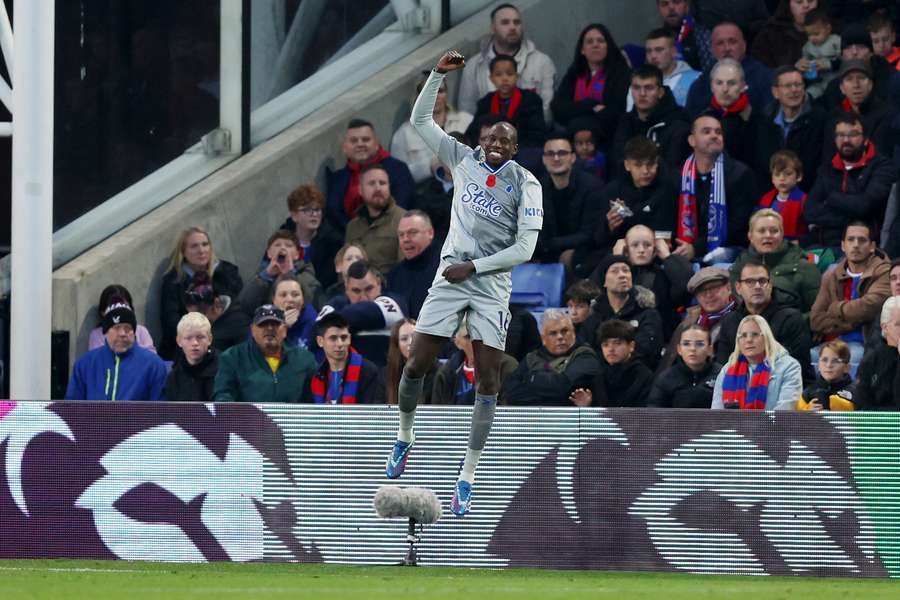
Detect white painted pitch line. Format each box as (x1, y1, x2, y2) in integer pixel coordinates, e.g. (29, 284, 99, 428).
(0, 566, 157, 574)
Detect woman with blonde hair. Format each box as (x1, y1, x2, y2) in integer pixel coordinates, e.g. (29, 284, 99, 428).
(324, 243, 369, 300)
(159, 226, 243, 359)
(729, 208, 821, 315)
(712, 315, 802, 410)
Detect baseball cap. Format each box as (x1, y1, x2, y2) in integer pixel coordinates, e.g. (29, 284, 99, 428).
(253, 304, 285, 326)
(838, 59, 872, 80)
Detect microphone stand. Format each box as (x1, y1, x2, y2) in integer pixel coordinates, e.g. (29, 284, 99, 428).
(401, 517, 420, 566)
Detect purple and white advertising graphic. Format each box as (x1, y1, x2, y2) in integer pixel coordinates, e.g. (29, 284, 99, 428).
(1, 401, 898, 576)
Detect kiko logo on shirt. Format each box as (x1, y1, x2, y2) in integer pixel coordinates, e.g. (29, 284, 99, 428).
(461, 182, 502, 217)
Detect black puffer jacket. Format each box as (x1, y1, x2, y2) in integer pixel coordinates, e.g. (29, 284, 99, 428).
(801, 374, 857, 410)
(503, 343, 599, 406)
(165, 348, 219, 402)
(590, 357, 654, 407)
(591, 256, 693, 338)
(823, 94, 896, 161)
(647, 358, 722, 409)
(610, 87, 691, 177)
(804, 144, 898, 249)
(581, 286, 664, 370)
(854, 343, 900, 411)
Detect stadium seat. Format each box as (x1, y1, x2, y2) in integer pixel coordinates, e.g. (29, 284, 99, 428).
(510, 263, 566, 308)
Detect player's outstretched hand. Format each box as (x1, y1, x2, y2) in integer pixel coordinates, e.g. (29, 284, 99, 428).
(443, 261, 475, 283)
(435, 50, 465, 74)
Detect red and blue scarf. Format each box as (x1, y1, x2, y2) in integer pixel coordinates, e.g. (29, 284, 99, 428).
(756, 186, 807, 240)
(675, 15, 694, 60)
(677, 153, 726, 251)
(490, 88, 523, 120)
(722, 354, 770, 410)
(574, 67, 606, 102)
(311, 350, 363, 404)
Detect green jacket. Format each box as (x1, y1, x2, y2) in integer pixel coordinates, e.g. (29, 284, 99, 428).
(730, 242, 821, 316)
(213, 338, 316, 403)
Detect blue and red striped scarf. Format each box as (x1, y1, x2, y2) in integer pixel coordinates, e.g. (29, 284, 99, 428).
(722, 354, 770, 409)
(677, 153, 726, 251)
(756, 186, 807, 241)
(675, 15, 694, 60)
(574, 67, 606, 102)
(311, 350, 363, 404)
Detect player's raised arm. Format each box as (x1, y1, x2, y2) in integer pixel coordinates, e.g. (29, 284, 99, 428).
(411, 51, 468, 166)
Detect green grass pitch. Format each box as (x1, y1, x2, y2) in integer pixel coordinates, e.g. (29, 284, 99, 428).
(1, 561, 898, 600)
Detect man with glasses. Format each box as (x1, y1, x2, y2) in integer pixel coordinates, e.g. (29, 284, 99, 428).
(811, 221, 891, 370)
(279, 183, 343, 291)
(715, 260, 813, 383)
(503, 309, 600, 406)
(612, 63, 691, 178)
(762, 66, 825, 193)
(804, 114, 897, 250)
(535, 134, 601, 269)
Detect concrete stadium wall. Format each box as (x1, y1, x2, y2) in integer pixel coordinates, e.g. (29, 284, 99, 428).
(51, 0, 657, 370)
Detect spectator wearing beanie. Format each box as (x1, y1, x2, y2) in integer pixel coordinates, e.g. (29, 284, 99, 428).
(88, 284, 156, 353)
(582, 254, 664, 370)
(65, 299, 168, 401)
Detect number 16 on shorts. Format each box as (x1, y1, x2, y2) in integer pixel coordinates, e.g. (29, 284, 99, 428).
(498, 310, 511, 332)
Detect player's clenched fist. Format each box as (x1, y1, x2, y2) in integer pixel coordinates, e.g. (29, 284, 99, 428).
(434, 50, 465, 74)
(442, 261, 475, 283)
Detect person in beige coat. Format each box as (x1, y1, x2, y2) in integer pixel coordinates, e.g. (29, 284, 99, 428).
(810, 221, 890, 366)
(345, 164, 405, 274)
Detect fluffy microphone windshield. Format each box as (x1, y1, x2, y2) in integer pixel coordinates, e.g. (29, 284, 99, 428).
(373, 486, 442, 524)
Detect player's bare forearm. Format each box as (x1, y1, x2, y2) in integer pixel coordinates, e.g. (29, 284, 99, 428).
(442, 261, 475, 283)
(434, 50, 465, 74)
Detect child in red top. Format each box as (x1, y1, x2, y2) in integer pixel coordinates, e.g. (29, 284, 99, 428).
(756, 150, 807, 242)
(869, 14, 900, 71)
(466, 54, 546, 149)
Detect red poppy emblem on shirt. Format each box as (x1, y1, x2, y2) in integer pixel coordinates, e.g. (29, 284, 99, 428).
(486, 174, 496, 187)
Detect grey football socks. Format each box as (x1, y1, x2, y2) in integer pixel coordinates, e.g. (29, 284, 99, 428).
(396, 372, 423, 443)
(459, 393, 497, 483)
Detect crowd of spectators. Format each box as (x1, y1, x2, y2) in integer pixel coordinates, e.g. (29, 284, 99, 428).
(66, 1, 900, 411)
